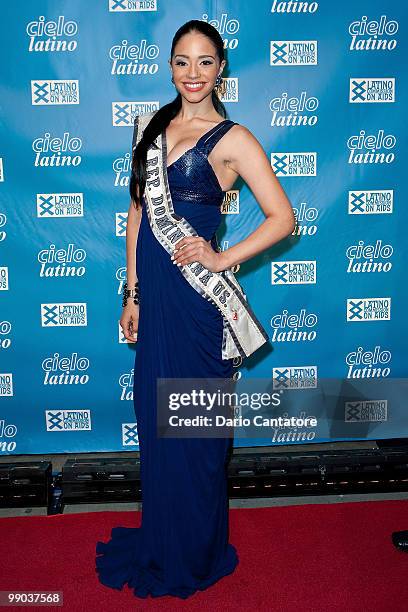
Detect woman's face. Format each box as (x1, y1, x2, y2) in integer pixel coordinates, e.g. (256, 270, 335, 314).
(170, 31, 226, 100)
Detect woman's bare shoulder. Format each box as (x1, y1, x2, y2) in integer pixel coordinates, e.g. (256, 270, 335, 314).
(230, 122, 257, 140)
(225, 122, 262, 157)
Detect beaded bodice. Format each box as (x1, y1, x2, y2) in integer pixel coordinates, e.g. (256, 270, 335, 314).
(165, 119, 238, 206)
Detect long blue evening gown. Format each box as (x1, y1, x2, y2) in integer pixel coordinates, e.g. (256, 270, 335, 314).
(95, 119, 240, 599)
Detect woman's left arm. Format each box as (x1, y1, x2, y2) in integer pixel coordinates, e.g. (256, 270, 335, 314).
(172, 125, 296, 272)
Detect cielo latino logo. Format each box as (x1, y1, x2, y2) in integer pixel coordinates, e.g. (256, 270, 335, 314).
(0, 213, 6, 242)
(291, 202, 318, 236)
(270, 91, 319, 126)
(119, 369, 134, 401)
(347, 129, 396, 164)
(270, 307, 318, 343)
(0, 320, 12, 350)
(113, 152, 131, 187)
(345, 345, 391, 378)
(42, 352, 90, 386)
(37, 243, 87, 277)
(109, 39, 159, 75)
(271, 0, 318, 13)
(26, 15, 78, 52)
(349, 15, 399, 50)
(32, 131, 82, 167)
(201, 13, 240, 49)
(346, 240, 393, 273)
(0, 418, 17, 452)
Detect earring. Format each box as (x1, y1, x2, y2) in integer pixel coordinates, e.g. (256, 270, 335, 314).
(171, 74, 174, 83)
(215, 74, 222, 87)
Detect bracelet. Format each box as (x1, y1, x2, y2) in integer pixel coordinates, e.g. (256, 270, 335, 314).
(122, 281, 139, 307)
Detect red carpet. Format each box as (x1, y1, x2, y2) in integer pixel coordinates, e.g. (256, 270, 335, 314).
(1, 499, 408, 611)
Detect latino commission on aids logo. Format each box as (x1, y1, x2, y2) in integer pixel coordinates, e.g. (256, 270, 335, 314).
(344, 400, 387, 423)
(122, 423, 139, 447)
(26, 15, 78, 52)
(116, 211, 128, 235)
(271, 261, 317, 285)
(221, 190, 240, 215)
(0, 374, 13, 397)
(271, 152, 317, 176)
(109, 0, 157, 12)
(112, 101, 159, 127)
(217, 77, 239, 103)
(270, 40, 317, 65)
(346, 297, 391, 321)
(0, 267, 8, 290)
(349, 78, 395, 103)
(349, 15, 399, 51)
(37, 243, 87, 277)
(32, 131, 82, 167)
(37, 193, 84, 218)
(45, 410, 91, 431)
(270, 91, 319, 126)
(272, 365, 318, 390)
(31, 80, 79, 105)
(40, 303, 87, 327)
(348, 189, 393, 215)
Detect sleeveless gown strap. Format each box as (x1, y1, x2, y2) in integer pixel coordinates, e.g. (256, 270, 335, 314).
(196, 120, 237, 157)
(196, 120, 237, 250)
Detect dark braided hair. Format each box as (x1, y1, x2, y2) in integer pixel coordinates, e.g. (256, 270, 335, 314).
(129, 19, 228, 209)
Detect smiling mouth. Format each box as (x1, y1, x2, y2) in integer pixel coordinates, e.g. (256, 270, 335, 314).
(183, 82, 206, 90)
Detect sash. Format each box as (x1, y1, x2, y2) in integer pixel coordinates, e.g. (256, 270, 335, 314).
(132, 111, 269, 360)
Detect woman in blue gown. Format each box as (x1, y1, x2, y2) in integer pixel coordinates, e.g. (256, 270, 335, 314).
(96, 18, 295, 600)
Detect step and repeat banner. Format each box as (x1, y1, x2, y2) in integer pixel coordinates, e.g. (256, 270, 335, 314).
(1, 1, 406, 454)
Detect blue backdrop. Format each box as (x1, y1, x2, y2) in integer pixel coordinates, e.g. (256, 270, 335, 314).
(1, 0, 406, 454)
